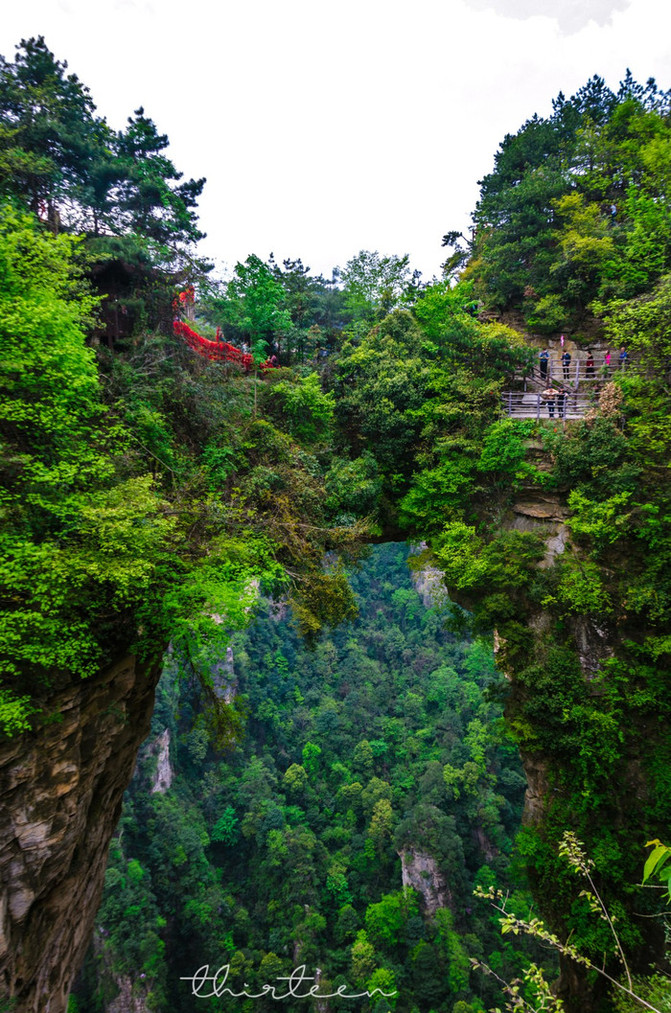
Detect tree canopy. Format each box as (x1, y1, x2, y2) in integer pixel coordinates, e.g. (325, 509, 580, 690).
(2, 45, 671, 1013)
(464, 72, 671, 331)
(0, 36, 207, 269)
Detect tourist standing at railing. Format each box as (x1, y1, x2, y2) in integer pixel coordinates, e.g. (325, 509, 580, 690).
(557, 389, 567, 418)
(542, 385, 558, 417)
(619, 346, 629, 369)
(539, 348, 549, 380)
(561, 350, 571, 380)
(585, 351, 595, 379)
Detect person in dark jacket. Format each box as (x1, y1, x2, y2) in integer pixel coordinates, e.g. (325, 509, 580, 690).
(539, 348, 550, 380)
(556, 388, 567, 418)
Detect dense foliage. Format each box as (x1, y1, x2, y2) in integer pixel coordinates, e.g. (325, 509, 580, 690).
(458, 73, 671, 334)
(0, 39, 372, 737)
(2, 35, 671, 1013)
(0, 37, 206, 267)
(74, 545, 536, 1013)
(0, 204, 177, 731)
(327, 300, 671, 999)
(0, 198, 356, 734)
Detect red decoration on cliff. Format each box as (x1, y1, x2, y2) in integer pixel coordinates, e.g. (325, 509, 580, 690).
(173, 320, 276, 371)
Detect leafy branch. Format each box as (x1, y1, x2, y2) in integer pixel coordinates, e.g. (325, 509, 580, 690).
(474, 832, 670, 1013)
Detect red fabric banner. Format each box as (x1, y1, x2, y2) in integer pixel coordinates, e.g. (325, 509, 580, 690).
(173, 320, 275, 370)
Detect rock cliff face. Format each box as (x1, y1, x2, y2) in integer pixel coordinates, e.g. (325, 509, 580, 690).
(106, 975, 152, 1013)
(490, 446, 664, 1010)
(411, 563, 449, 610)
(212, 644, 237, 704)
(91, 933, 153, 1013)
(399, 848, 452, 916)
(150, 728, 173, 795)
(0, 653, 161, 1013)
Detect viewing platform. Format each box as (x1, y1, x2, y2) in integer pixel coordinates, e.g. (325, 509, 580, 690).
(501, 355, 635, 419)
(501, 390, 597, 419)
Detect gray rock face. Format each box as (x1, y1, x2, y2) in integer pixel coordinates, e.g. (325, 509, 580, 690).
(150, 728, 173, 795)
(399, 848, 452, 915)
(409, 543, 449, 608)
(106, 973, 152, 1013)
(212, 645, 237, 703)
(0, 654, 161, 1013)
(412, 566, 449, 609)
(509, 497, 569, 567)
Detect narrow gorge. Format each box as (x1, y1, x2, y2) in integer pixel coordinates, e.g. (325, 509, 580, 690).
(1, 38, 670, 1013)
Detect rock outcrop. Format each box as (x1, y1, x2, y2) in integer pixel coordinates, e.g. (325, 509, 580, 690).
(212, 645, 237, 704)
(410, 542, 450, 608)
(106, 974, 152, 1013)
(150, 728, 173, 795)
(90, 931, 153, 1013)
(399, 848, 451, 915)
(0, 653, 161, 1013)
(485, 444, 664, 1011)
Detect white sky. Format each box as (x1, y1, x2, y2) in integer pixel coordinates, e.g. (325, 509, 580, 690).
(2, 0, 670, 281)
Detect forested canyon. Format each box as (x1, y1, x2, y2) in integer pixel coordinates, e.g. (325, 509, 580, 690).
(1, 36, 671, 1013)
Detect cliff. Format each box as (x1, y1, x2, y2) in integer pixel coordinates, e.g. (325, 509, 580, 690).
(479, 435, 667, 1010)
(399, 848, 452, 916)
(0, 654, 161, 1013)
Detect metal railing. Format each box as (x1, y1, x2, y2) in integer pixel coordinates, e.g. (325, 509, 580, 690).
(501, 391, 599, 419)
(525, 361, 671, 394)
(522, 360, 633, 388)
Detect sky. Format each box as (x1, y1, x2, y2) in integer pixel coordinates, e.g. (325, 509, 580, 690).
(2, 0, 671, 281)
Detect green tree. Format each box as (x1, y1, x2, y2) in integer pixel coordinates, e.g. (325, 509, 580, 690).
(0, 37, 207, 269)
(266, 373, 334, 443)
(0, 204, 175, 731)
(364, 890, 419, 948)
(336, 249, 421, 324)
(211, 806, 239, 845)
(350, 929, 377, 986)
(223, 255, 292, 415)
(283, 763, 308, 795)
(301, 741, 322, 777)
(0, 36, 104, 221)
(224, 254, 292, 357)
(115, 107, 206, 260)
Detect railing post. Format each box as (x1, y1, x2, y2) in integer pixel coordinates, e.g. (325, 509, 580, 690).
(575, 360, 580, 388)
(536, 394, 540, 421)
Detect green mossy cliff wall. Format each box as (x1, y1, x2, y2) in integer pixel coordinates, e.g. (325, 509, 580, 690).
(463, 439, 669, 1012)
